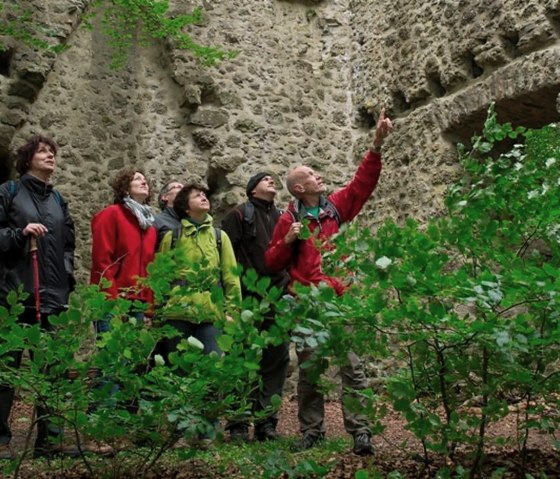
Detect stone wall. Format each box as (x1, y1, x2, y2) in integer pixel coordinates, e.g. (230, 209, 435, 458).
(1, 0, 559, 280)
(351, 0, 560, 221)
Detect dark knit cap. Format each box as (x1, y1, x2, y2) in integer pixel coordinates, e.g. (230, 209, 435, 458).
(246, 172, 271, 197)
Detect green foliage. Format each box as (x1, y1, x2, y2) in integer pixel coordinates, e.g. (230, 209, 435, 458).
(206, 109, 558, 478)
(0, 1, 67, 53)
(0, 248, 284, 477)
(1, 105, 558, 477)
(281, 105, 560, 476)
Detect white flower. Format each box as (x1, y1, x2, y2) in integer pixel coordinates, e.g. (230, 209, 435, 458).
(514, 162, 523, 171)
(375, 256, 392, 270)
(187, 336, 205, 350)
(545, 158, 556, 168)
(154, 354, 165, 367)
(527, 190, 538, 200)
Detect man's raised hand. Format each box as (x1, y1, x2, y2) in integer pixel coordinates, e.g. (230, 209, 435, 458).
(373, 107, 393, 149)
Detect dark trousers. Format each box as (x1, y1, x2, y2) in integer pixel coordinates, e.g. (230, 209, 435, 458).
(159, 320, 221, 377)
(91, 311, 146, 413)
(0, 309, 61, 445)
(227, 315, 290, 430)
(297, 347, 370, 437)
(253, 317, 290, 427)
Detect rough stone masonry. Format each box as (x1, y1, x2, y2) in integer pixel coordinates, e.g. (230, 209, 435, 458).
(1, 0, 559, 280)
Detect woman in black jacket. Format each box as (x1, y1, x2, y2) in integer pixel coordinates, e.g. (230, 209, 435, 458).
(0, 134, 75, 459)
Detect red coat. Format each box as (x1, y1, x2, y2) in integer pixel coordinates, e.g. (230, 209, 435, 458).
(90, 204, 156, 304)
(265, 150, 382, 296)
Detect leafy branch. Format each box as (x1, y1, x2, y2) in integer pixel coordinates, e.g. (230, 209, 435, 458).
(0, 0, 235, 68)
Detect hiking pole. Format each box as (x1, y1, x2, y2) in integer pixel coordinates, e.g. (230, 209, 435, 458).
(30, 235, 41, 323)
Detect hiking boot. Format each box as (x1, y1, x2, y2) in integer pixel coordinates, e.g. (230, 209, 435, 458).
(228, 424, 250, 443)
(33, 437, 80, 459)
(0, 443, 13, 461)
(352, 433, 373, 456)
(293, 432, 324, 451)
(254, 423, 280, 442)
(80, 440, 114, 456)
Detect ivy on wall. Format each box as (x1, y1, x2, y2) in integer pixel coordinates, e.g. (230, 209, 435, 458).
(0, 0, 234, 68)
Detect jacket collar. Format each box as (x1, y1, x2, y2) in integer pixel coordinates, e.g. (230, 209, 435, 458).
(20, 174, 53, 198)
(180, 214, 213, 234)
(164, 206, 179, 220)
(250, 197, 275, 210)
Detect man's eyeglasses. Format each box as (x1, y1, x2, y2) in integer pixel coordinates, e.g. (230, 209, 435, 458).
(166, 184, 183, 194)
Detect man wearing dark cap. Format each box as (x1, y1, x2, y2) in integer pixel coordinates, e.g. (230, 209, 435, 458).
(222, 173, 290, 442)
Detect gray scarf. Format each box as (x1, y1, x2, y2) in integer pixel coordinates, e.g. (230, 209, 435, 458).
(123, 197, 155, 230)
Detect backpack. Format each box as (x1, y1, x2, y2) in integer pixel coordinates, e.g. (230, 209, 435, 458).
(234, 201, 285, 237)
(288, 196, 341, 225)
(6, 179, 64, 207)
(234, 201, 259, 237)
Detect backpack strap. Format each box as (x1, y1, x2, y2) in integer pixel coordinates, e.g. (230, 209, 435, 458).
(171, 223, 182, 249)
(214, 227, 223, 290)
(8, 180, 18, 197)
(52, 190, 63, 206)
(243, 202, 254, 224)
(234, 202, 257, 237)
(214, 227, 222, 259)
(320, 197, 341, 225)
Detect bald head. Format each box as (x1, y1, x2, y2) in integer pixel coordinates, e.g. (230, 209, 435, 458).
(286, 165, 325, 199)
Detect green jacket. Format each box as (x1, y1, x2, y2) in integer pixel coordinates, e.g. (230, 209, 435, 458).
(159, 214, 241, 322)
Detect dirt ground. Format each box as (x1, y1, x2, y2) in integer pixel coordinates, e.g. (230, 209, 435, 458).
(5, 395, 560, 478)
(276, 398, 560, 478)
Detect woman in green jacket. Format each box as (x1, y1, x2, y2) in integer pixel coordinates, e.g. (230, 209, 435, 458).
(158, 183, 241, 363)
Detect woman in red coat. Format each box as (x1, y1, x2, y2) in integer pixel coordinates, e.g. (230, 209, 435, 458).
(90, 168, 157, 326)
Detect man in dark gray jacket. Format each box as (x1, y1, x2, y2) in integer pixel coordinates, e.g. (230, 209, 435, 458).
(0, 134, 75, 459)
(154, 179, 183, 247)
(222, 173, 290, 442)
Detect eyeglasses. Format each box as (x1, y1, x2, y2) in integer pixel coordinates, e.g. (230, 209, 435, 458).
(166, 184, 183, 194)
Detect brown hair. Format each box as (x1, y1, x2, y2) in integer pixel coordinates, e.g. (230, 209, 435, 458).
(111, 168, 152, 205)
(16, 135, 58, 176)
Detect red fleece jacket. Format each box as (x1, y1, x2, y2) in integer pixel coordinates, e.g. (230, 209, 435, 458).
(90, 204, 156, 304)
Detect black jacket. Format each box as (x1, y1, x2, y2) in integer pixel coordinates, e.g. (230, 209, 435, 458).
(222, 197, 289, 296)
(154, 206, 181, 248)
(0, 174, 75, 314)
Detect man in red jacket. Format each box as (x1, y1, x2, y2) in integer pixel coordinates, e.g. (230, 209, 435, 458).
(265, 108, 392, 454)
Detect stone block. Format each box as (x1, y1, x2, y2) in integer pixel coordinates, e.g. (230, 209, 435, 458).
(189, 109, 229, 128)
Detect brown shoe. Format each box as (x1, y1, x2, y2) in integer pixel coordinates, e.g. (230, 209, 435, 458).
(33, 442, 81, 459)
(80, 440, 114, 456)
(0, 443, 14, 461)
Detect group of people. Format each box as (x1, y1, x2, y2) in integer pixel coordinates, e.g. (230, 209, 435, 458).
(0, 109, 392, 459)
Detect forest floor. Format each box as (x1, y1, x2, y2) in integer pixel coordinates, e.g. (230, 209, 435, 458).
(3, 396, 559, 478)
